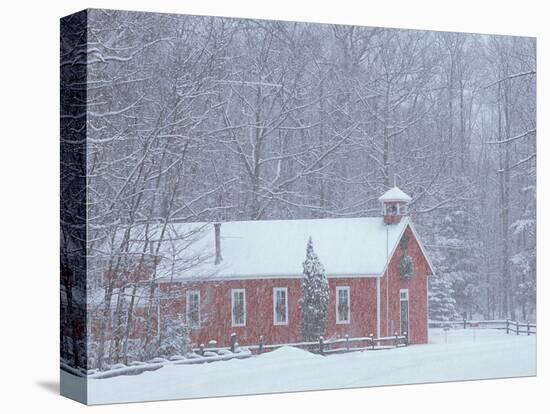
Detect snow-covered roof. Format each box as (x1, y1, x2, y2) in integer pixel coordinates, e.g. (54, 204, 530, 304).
(86, 286, 152, 310)
(378, 186, 412, 203)
(127, 217, 414, 281)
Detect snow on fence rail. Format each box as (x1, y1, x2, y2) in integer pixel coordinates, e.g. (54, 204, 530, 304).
(194, 331, 408, 356)
(62, 332, 409, 379)
(61, 347, 254, 379)
(429, 319, 536, 335)
(504, 320, 537, 335)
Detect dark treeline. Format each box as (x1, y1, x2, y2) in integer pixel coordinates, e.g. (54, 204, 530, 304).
(60, 10, 535, 370)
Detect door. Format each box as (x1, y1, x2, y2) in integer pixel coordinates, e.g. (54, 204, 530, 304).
(399, 289, 409, 336)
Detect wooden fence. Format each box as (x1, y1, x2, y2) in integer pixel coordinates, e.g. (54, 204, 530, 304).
(429, 319, 536, 335)
(504, 320, 537, 335)
(193, 332, 408, 357)
(63, 332, 408, 379)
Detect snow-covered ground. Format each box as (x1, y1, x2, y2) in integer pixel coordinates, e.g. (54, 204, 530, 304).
(72, 329, 536, 404)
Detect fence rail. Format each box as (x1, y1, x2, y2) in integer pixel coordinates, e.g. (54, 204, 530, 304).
(64, 332, 409, 379)
(193, 332, 408, 357)
(429, 319, 536, 335)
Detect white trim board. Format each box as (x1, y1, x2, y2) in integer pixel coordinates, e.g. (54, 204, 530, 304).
(407, 222, 436, 276)
(379, 221, 435, 277)
(157, 273, 380, 283)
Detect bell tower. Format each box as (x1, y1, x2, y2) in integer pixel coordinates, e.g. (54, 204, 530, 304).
(379, 186, 411, 225)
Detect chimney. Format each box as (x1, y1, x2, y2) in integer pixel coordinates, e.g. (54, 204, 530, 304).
(214, 223, 222, 265)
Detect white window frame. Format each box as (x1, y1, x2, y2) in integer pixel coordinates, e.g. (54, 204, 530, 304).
(157, 301, 161, 336)
(186, 290, 201, 328)
(231, 288, 246, 327)
(273, 287, 289, 326)
(335, 286, 351, 324)
(111, 307, 129, 326)
(399, 288, 410, 336)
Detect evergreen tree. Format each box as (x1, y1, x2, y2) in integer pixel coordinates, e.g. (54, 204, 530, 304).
(300, 237, 329, 341)
(429, 274, 459, 321)
(510, 188, 536, 321)
(436, 210, 481, 318)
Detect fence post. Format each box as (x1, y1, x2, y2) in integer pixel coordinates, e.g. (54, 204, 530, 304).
(258, 335, 264, 354)
(516, 321, 520, 336)
(345, 334, 350, 352)
(199, 344, 204, 356)
(527, 321, 530, 336)
(394, 331, 399, 347)
(370, 333, 375, 350)
(319, 336, 324, 355)
(506, 319, 509, 334)
(404, 331, 408, 346)
(230, 333, 237, 353)
(463, 318, 467, 329)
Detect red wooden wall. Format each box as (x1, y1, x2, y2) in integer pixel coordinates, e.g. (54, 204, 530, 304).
(379, 226, 430, 344)
(90, 224, 431, 348)
(159, 277, 379, 347)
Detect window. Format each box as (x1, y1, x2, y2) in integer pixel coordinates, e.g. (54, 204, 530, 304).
(186, 291, 200, 328)
(336, 286, 350, 324)
(231, 289, 246, 327)
(400, 289, 409, 335)
(273, 287, 288, 325)
(111, 307, 129, 326)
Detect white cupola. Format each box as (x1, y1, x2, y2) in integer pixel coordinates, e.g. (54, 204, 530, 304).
(379, 186, 411, 225)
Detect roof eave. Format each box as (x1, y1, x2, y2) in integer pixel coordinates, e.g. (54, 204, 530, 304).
(157, 272, 383, 283)
(379, 219, 435, 277)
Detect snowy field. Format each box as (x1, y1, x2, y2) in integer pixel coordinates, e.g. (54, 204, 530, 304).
(69, 329, 536, 404)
